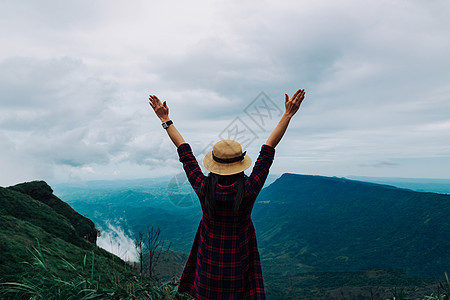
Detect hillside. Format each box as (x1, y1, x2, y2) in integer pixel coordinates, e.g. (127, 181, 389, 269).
(0, 181, 194, 300)
(253, 173, 450, 278)
(0, 181, 132, 283)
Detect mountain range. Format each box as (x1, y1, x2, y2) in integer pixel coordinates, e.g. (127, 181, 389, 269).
(52, 173, 450, 298)
(4, 174, 449, 298)
(252, 173, 450, 277)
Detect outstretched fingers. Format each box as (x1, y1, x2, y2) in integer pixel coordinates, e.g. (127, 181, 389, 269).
(291, 89, 301, 101)
(149, 98, 155, 108)
(149, 95, 154, 107)
(293, 89, 305, 102)
(149, 95, 161, 109)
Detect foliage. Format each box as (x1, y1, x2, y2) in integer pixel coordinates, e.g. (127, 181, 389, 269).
(0, 182, 98, 249)
(0, 183, 111, 281)
(10, 181, 99, 243)
(0, 240, 192, 300)
(423, 272, 450, 300)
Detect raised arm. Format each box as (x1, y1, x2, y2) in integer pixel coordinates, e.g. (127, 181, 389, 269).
(149, 95, 186, 147)
(265, 89, 305, 148)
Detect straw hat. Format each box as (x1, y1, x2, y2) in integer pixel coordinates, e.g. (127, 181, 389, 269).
(203, 140, 252, 175)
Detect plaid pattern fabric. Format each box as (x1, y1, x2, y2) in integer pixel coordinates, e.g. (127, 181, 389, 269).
(177, 143, 275, 300)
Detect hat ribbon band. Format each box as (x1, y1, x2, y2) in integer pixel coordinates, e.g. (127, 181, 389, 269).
(212, 151, 246, 164)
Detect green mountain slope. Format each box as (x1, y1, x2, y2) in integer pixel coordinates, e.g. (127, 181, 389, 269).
(0, 181, 130, 283)
(0, 180, 193, 299)
(252, 173, 450, 277)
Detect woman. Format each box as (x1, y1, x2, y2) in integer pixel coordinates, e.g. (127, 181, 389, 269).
(149, 89, 305, 299)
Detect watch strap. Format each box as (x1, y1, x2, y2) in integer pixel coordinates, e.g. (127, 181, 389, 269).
(162, 120, 173, 129)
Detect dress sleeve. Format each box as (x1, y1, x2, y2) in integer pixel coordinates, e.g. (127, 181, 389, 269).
(177, 143, 206, 196)
(246, 144, 275, 196)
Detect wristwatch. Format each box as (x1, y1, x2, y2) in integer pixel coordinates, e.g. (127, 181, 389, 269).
(161, 120, 173, 129)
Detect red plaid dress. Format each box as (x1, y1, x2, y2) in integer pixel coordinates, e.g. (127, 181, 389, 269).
(177, 143, 275, 300)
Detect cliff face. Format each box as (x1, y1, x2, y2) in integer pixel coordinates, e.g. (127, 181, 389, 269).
(2, 181, 98, 245)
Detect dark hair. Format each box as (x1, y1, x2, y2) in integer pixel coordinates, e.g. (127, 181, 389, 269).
(205, 172, 245, 215)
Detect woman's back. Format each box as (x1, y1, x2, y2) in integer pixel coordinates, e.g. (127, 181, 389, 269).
(176, 142, 275, 299)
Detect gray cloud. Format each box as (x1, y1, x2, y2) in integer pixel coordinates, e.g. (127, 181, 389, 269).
(359, 161, 401, 168)
(0, 57, 162, 181)
(1, 0, 449, 184)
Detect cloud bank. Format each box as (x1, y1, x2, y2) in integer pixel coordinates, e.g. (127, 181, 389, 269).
(1, 0, 449, 186)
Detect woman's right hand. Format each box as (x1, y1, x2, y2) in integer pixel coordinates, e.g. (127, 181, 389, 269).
(284, 89, 305, 118)
(265, 89, 306, 148)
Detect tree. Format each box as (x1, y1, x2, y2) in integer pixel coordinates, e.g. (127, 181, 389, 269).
(145, 226, 171, 278)
(134, 226, 171, 279)
(134, 232, 144, 278)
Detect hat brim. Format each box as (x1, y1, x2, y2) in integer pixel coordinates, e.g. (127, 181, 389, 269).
(203, 151, 252, 175)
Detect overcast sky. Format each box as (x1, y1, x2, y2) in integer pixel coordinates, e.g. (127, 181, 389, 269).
(1, 0, 449, 186)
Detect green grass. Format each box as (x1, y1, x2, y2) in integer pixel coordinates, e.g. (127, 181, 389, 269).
(0, 240, 193, 300)
(423, 272, 450, 300)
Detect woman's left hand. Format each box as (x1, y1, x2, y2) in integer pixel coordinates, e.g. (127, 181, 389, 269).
(149, 95, 170, 122)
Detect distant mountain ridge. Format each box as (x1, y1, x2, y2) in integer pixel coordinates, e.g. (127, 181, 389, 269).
(253, 173, 450, 277)
(347, 175, 450, 194)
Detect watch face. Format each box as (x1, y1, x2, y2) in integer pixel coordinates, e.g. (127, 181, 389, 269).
(162, 120, 172, 129)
